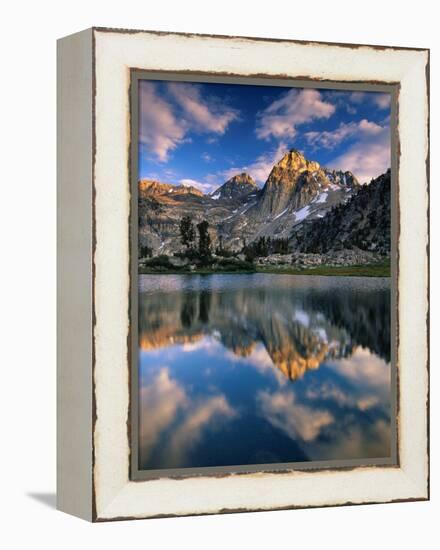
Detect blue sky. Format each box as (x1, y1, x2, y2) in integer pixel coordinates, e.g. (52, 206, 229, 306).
(138, 79, 391, 193)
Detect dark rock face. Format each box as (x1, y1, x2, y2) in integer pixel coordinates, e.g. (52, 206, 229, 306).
(256, 150, 358, 218)
(290, 169, 391, 256)
(290, 171, 325, 210)
(324, 169, 360, 189)
(257, 150, 321, 217)
(211, 173, 258, 200)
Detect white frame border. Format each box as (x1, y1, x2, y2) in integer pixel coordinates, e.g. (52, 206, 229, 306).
(92, 29, 429, 520)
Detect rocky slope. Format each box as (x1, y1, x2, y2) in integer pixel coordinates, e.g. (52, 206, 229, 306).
(256, 149, 358, 218)
(235, 150, 359, 243)
(138, 179, 230, 254)
(138, 149, 388, 259)
(139, 179, 204, 198)
(257, 149, 322, 216)
(210, 173, 258, 201)
(290, 169, 391, 256)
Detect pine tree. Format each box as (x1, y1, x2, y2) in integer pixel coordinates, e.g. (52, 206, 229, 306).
(179, 216, 195, 249)
(197, 220, 212, 260)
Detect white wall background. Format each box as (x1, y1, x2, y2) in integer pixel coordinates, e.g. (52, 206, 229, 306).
(0, 0, 437, 547)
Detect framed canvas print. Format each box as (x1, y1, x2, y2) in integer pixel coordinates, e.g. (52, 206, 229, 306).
(57, 27, 429, 521)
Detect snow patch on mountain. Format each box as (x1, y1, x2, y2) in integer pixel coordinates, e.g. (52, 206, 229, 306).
(295, 206, 311, 222)
(315, 192, 328, 204)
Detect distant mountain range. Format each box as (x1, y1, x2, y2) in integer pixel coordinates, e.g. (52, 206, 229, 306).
(138, 149, 390, 257)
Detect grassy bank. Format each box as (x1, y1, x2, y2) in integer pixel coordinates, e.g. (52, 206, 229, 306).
(257, 261, 391, 277)
(139, 261, 391, 277)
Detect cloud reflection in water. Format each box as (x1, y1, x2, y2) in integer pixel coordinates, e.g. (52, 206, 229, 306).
(138, 274, 392, 469)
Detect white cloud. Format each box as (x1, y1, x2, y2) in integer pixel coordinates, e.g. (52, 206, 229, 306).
(139, 367, 237, 468)
(349, 91, 391, 110)
(179, 178, 217, 194)
(258, 389, 333, 442)
(139, 81, 238, 162)
(256, 89, 336, 140)
(139, 81, 187, 162)
(303, 117, 391, 183)
(257, 346, 392, 460)
(327, 346, 391, 393)
(139, 368, 187, 458)
(203, 172, 225, 188)
(327, 125, 390, 183)
(305, 119, 384, 150)
(182, 336, 224, 353)
(345, 91, 391, 111)
(349, 91, 366, 104)
(320, 90, 392, 115)
(373, 93, 392, 109)
(202, 152, 213, 162)
(167, 82, 238, 133)
(358, 119, 384, 134)
(164, 395, 236, 465)
(222, 141, 289, 185)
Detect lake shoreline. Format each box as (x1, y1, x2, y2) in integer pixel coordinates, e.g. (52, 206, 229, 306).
(139, 262, 391, 278)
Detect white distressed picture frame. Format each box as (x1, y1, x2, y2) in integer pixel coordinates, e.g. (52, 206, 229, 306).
(57, 27, 429, 522)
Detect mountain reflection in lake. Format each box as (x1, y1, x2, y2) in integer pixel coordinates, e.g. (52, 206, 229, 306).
(138, 274, 391, 470)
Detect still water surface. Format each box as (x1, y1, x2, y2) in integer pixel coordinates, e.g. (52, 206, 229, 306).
(138, 274, 391, 470)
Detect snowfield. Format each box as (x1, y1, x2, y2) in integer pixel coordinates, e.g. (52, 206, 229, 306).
(295, 205, 311, 222)
(315, 192, 328, 204)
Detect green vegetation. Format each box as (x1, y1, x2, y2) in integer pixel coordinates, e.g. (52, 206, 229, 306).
(139, 244, 153, 258)
(215, 235, 235, 257)
(179, 215, 196, 250)
(257, 261, 391, 277)
(140, 215, 390, 277)
(139, 258, 256, 275)
(140, 255, 177, 270)
(215, 257, 255, 272)
(244, 235, 289, 261)
(140, 261, 390, 277)
(178, 215, 213, 264)
(196, 220, 212, 263)
(139, 255, 256, 274)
